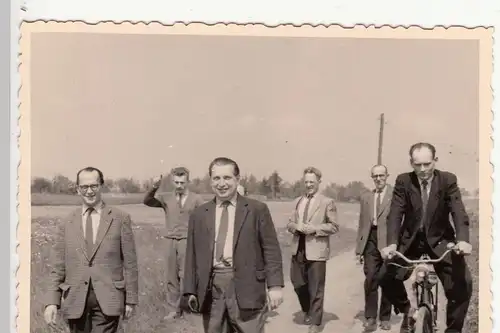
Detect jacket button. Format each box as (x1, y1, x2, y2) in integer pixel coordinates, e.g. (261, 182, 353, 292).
(88, 262, 93, 267)
(84, 281, 88, 285)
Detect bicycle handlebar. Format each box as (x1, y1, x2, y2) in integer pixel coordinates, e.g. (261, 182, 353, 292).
(389, 242, 458, 265)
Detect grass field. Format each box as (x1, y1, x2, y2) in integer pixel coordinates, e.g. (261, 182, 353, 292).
(29, 197, 480, 333)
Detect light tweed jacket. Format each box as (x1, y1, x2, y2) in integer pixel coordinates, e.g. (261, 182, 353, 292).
(45, 204, 139, 319)
(287, 193, 340, 261)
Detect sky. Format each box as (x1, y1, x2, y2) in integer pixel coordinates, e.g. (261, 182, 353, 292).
(30, 33, 480, 191)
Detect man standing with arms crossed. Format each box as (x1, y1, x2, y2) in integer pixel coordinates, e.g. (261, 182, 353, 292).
(380, 143, 473, 333)
(287, 167, 340, 333)
(182, 157, 284, 333)
(355, 164, 402, 332)
(143, 166, 205, 320)
(44, 167, 138, 333)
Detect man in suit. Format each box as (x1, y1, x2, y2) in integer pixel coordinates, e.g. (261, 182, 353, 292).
(355, 164, 402, 332)
(380, 143, 473, 333)
(143, 166, 205, 320)
(287, 167, 340, 333)
(182, 157, 284, 333)
(44, 166, 138, 333)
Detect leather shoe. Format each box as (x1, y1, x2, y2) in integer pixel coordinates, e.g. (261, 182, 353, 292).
(363, 318, 377, 332)
(308, 325, 321, 333)
(380, 320, 391, 330)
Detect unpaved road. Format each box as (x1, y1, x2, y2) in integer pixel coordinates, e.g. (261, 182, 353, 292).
(265, 221, 448, 333)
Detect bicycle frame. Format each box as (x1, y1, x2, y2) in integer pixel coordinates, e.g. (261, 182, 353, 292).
(388, 248, 454, 332)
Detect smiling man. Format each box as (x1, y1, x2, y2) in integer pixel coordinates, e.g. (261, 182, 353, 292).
(44, 167, 138, 333)
(286, 166, 340, 333)
(182, 157, 284, 333)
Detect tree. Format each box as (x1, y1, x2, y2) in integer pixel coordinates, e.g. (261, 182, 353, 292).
(258, 177, 271, 197)
(51, 174, 76, 194)
(31, 177, 52, 193)
(268, 171, 283, 199)
(115, 177, 141, 193)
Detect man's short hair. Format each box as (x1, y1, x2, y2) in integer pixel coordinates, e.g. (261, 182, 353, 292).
(371, 164, 388, 175)
(303, 166, 322, 180)
(76, 166, 104, 185)
(208, 157, 240, 177)
(409, 142, 436, 159)
(171, 166, 190, 180)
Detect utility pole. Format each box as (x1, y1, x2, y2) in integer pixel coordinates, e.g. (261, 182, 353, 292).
(377, 113, 385, 165)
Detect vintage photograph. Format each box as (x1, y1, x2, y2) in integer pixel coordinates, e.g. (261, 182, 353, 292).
(18, 23, 492, 333)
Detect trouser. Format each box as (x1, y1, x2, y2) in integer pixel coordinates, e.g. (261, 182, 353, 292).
(68, 280, 120, 333)
(290, 235, 326, 326)
(164, 237, 187, 314)
(380, 232, 473, 333)
(362, 225, 393, 321)
(202, 268, 267, 333)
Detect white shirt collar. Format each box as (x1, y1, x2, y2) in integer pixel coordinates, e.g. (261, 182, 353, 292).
(82, 201, 104, 215)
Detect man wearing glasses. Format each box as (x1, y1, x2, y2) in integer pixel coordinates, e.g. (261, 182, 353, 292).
(355, 165, 400, 332)
(44, 166, 139, 333)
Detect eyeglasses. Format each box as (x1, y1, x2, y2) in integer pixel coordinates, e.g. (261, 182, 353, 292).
(78, 184, 100, 192)
(371, 174, 386, 179)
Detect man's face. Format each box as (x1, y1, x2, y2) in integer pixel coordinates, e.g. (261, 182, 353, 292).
(371, 166, 388, 191)
(172, 175, 188, 194)
(303, 173, 320, 196)
(76, 170, 103, 207)
(410, 147, 436, 181)
(210, 164, 239, 201)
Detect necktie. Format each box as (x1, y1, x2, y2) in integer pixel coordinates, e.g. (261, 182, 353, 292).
(420, 180, 429, 230)
(302, 195, 313, 225)
(177, 193, 183, 209)
(85, 207, 94, 256)
(215, 201, 230, 262)
(374, 190, 382, 224)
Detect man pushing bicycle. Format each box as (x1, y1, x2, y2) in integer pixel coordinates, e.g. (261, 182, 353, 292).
(380, 142, 473, 333)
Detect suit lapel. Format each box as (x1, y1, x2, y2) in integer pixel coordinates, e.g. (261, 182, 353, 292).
(409, 172, 423, 213)
(424, 171, 441, 226)
(376, 185, 392, 219)
(233, 195, 249, 250)
(307, 194, 321, 223)
(72, 208, 90, 261)
(205, 199, 216, 257)
(367, 191, 375, 222)
(89, 205, 114, 260)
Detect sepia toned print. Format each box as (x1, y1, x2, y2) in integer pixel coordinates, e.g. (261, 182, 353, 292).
(18, 22, 492, 333)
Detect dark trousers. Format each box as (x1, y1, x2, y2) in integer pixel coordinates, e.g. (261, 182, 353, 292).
(290, 235, 326, 326)
(380, 232, 473, 333)
(68, 281, 120, 333)
(363, 226, 392, 321)
(203, 268, 267, 333)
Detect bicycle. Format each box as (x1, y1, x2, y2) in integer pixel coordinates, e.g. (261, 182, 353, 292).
(388, 243, 457, 333)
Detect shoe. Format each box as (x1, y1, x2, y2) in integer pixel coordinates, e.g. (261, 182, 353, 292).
(303, 313, 312, 325)
(379, 320, 391, 330)
(363, 318, 377, 332)
(308, 325, 321, 333)
(399, 313, 414, 333)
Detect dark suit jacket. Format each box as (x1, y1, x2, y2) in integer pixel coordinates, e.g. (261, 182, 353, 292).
(355, 185, 393, 255)
(45, 204, 139, 319)
(182, 194, 284, 312)
(386, 170, 470, 256)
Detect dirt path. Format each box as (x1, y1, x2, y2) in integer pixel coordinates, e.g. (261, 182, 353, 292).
(266, 229, 448, 333)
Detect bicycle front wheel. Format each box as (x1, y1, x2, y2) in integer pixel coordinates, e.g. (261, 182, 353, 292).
(414, 306, 433, 333)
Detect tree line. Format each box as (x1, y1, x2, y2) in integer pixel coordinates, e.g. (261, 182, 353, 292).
(31, 171, 477, 202)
